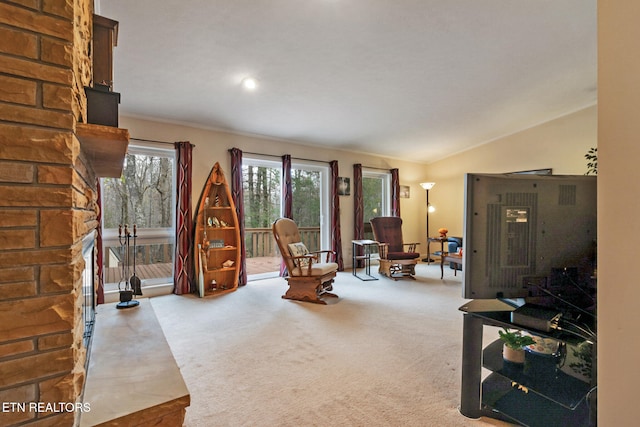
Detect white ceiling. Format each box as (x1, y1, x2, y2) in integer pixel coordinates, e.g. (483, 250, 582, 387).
(98, 0, 597, 164)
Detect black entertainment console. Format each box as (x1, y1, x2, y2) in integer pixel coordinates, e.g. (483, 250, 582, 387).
(459, 299, 596, 427)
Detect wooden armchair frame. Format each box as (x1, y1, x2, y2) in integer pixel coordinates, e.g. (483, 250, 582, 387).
(272, 218, 339, 304)
(370, 217, 420, 280)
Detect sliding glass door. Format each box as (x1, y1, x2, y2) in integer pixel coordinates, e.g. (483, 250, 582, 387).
(242, 156, 329, 279)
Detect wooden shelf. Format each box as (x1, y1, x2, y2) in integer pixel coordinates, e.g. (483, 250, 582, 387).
(76, 122, 129, 177)
(195, 162, 241, 297)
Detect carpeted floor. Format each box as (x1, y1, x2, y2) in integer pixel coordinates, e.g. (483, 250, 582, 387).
(150, 262, 513, 427)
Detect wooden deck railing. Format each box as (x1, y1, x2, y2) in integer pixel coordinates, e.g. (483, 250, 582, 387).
(244, 226, 320, 256)
(103, 227, 321, 284)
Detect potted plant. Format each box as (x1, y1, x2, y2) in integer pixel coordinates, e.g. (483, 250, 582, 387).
(499, 328, 536, 364)
(584, 147, 597, 175)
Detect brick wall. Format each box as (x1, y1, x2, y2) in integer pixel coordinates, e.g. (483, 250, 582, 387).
(0, 0, 96, 425)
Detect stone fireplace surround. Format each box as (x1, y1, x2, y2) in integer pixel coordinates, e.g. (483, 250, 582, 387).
(0, 2, 188, 426)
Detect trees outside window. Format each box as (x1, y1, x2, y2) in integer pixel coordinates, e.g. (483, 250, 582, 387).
(362, 170, 391, 241)
(242, 157, 329, 277)
(101, 144, 176, 289)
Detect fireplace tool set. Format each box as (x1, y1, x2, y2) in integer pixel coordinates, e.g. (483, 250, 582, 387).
(117, 224, 143, 309)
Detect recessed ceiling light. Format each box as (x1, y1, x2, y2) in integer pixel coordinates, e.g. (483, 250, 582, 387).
(241, 77, 258, 90)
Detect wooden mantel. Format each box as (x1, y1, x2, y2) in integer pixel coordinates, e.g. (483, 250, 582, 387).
(76, 122, 129, 177)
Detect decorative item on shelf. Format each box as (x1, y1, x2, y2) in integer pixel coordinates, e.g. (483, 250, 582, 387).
(198, 244, 205, 298)
(199, 247, 208, 271)
(202, 196, 209, 249)
(222, 260, 235, 268)
(85, 84, 121, 127)
(438, 227, 448, 239)
(207, 216, 228, 227)
(498, 328, 536, 364)
(419, 182, 436, 262)
(524, 334, 566, 376)
(210, 239, 224, 248)
(214, 194, 221, 207)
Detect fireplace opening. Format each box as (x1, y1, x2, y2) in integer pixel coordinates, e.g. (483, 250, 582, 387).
(82, 231, 97, 356)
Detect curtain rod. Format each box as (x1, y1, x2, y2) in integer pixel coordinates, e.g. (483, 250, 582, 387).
(237, 150, 331, 165)
(239, 151, 392, 170)
(359, 165, 395, 172)
(130, 137, 196, 147)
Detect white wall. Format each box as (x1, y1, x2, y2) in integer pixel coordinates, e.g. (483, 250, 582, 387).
(119, 116, 430, 266)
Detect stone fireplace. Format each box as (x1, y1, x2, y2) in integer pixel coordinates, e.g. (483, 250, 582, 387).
(0, 1, 126, 426)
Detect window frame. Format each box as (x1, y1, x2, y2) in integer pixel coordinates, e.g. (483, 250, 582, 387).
(242, 155, 330, 254)
(100, 141, 177, 287)
(362, 168, 392, 221)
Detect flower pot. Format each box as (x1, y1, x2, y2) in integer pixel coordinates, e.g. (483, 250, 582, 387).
(503, 345, 525, 364)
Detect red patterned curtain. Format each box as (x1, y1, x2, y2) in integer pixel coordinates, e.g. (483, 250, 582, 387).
(229, 148, 247, 286)
(95, 178, 105, 304)
(173, 141, 194, 294)
(280, 155, 293, 276)
(282, 155, 293, 219)
(330, 160, 344, 271)
(391, 168, 400, 217)
(353, 164, 364, 268)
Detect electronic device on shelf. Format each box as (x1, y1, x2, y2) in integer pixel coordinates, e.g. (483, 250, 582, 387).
(462, 173, 597, 322)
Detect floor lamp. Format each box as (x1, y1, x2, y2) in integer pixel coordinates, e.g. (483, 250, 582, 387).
(420, 182, 435, 262)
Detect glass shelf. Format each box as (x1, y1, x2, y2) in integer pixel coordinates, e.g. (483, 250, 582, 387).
(483, 339, 591, 409)
(482, 373, 590, 427)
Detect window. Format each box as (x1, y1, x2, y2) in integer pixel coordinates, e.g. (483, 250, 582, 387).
(362, 169, 391, 239)
(291, 162, 330, 252)
(100, 143, 176, 294)
(242, 157, 282, 278)
(242, 156, 330, 278)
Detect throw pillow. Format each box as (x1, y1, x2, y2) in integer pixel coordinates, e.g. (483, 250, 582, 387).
(288, 242, 310, 268)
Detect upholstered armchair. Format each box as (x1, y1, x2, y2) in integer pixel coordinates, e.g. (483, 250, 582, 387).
(272, 218, 339, 304)
(370, 217, 420, 280)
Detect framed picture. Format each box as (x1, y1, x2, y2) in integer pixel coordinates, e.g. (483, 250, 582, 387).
(399, 185, 410, 198)
(338, 177, 350, 196)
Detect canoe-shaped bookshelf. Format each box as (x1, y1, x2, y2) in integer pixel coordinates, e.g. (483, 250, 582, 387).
(194, 162, 241, 297)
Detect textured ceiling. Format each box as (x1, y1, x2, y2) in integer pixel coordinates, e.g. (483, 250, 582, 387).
(98, 0, 597, 163)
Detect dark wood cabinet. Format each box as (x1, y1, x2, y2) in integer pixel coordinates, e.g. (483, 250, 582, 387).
(86, 15, 120, 127)
(92, 14, 118, 87)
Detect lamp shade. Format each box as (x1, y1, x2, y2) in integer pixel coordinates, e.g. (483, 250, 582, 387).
(420, 182, 435, 190)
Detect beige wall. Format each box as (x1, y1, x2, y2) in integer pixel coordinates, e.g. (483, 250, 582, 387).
(121, 102, 596, 265)
(419, 105, 596, 238)
(598, 1, 639, 425)
(119, 116, 430, 264)
(122, 104, 595, 266)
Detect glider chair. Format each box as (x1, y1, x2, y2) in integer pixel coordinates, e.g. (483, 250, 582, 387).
(272, 218, 339, 304)
(370, 216, 420, 280)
